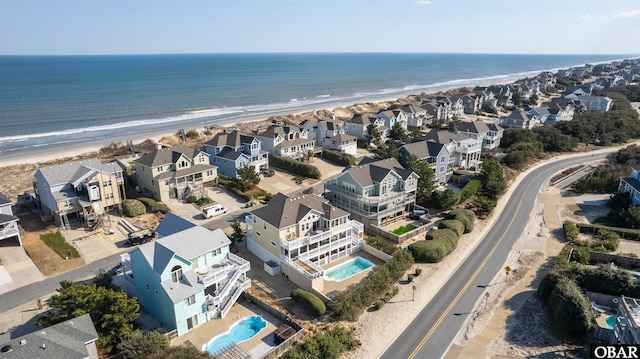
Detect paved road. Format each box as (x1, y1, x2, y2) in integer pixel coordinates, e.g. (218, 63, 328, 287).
(380, 151, 610, 359)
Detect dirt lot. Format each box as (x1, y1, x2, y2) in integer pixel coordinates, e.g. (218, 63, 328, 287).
(18, 211, 84, 276)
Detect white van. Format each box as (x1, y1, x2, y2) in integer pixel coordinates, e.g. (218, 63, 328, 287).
(202, 204, 227, 219)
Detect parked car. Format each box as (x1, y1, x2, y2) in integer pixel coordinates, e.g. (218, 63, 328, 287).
(261, 168, 275, 177)
(409, 209, 430, 220)
(202, 204, 227, 219)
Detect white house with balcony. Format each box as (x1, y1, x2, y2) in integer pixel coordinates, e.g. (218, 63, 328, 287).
(120, 213, 250, 337)
(0, 193, 21, 246)
(246, 193, 364, 292)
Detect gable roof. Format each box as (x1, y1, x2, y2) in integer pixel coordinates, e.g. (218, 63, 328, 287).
(342, 158, 416, 187)
(204, 130, 257, 148)
(252, 193, 349, 229)
(344, 113, 378, 125)
(156, 212, 197, 238)
(37, 159, 122, 186)
(134, 145, 205, 168)
(257, 125, 301, 138)
(0, 193, 10, 206)
(418, 129, 470, 144)
(0, 313, 97, 359)
(400, 140, 446, 159)
(455, 120, 502, 134)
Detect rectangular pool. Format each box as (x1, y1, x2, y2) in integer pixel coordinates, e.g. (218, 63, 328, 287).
(324, 257, 374, 282)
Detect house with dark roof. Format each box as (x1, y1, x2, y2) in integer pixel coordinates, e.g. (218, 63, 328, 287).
(376, 109, 408, 130)
(246, 192, 364, 291)
(0, 193, 21, 246)
(33, 159, 125, 229)
(417, 129, 482, 172)
(399, 141, 450, 185)
(324, 158, 419, 226)
(133, 145, 217, 202)
(203, 130, 268, 179)
(300, 119, 357, 154)
(619, 167, 640, 205)
(120, 216, 250, 337)
(0, 313, 98, 359)
(499, 110, 540, 129)
(400, 103, 433, 129)
(420, 102, 448, 123)
(256, 125, 317, 159)
(539, 101, 575, 122)
(565, 93, 613, 112)
(452, 94, 483, 115)
(454, 120, 504, 152)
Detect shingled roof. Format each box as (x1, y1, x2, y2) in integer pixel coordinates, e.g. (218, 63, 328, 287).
(251, 193, 349, 229)
(134, 145, 205, 168)
(343, 158, 416, 187)
(400, 140, 445, 159)
(418, 129, 470, 144)
(204, 130, 257, 148)
(37, 158, 122, 186)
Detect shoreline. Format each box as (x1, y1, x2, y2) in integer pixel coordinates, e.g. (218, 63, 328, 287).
(0, 77, 520, 168)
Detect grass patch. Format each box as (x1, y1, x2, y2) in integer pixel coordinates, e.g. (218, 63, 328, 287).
(40, 231, 80, 259)
(391, 224, 416, 235)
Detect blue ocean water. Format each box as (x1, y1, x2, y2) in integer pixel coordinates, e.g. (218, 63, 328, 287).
(0, 53, 631, 159)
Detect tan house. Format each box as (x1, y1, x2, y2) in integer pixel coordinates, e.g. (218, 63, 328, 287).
(134, 146, 217, 202)
(246, 192, 364, 292)
(33, 159, 125, 229)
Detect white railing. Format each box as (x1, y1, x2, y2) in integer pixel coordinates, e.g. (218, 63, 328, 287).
(220, 279, 251, 318)
(298, 236, 356, 260)
(0, 226, 19, 239)
(282, 256, 324, 280)
(351, 221, 364, 234)
(197, 253, 250, 287)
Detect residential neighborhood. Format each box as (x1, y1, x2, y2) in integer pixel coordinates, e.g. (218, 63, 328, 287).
(1, 57, 640, 359)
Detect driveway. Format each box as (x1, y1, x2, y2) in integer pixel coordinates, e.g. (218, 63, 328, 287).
(258, 157, 346, 196)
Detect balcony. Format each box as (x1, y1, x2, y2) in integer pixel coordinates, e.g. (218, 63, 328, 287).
(196, 253, 250, 287)
(280, 221, 364, 251)
(0, 222, 19, 240)
(324, 182, 409, 207)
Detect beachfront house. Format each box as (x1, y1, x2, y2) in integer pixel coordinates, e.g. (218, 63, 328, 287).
(0, 193, 21, 246)
(202, 130, 269, 179)
(33, 158, 125, 230)
(499, 110, 540, 129)
(245, 192, 364, 292)
(418, 129, 482, 172)
(0, 313, 99, 359)
(324, 158, 419, 226)
(120, 214, 251, 337)
(539, 102, 575, 122)
(300, 119, 358, 155)
(454, 120, 504, 152)
(420, 102, 448, 123)
(256, 125, 319, 160)
(133, 145, 217, 202)
(619, 167, 640, 205)
(399, 140, 450, 185)
(564, 93, 613, 112)
(343, 113, 389, 142)
(453, 94, 483, 115)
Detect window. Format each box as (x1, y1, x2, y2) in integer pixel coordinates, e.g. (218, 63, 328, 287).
(146, 283, 150, 291)
(105, 192, 114, 200)
(184, 294, 196, 307)
(439, 167, 444, 173)
(198, 154, 206, 163)
(62, 199, 74, 208)
(155, 289, 159, 296)
(263, 222, 266, 230)
(251, 141, 259, 150)
(103, 179, 112, 186)
(171, 266, 184, 283)
(270, 241, 276, 247)
(440, 157, 445, 163)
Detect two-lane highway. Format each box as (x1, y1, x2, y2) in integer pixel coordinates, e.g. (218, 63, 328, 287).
(381, 151, 610, 359)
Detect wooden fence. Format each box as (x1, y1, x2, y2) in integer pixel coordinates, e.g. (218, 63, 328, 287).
(576, 223, 640, 240)
(588, 251, 640, 268)
(365, 221, 433, 244)
(243, 292, 305, 359)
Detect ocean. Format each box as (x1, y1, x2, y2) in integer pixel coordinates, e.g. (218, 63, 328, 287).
(0, 53, 632, 160)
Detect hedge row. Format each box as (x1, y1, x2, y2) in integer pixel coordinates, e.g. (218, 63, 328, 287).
(122, 199, 146, 217)
(409, 229, 459, 263)
(576, 222, 640, 240)
(548, 278, 594, 334)
(445, 208, 475, 233)
(331, 250, 414, 321)
(138, 197, 170, 214)
(322, 148, 356, 166)
(458, 179, 482, 202)
(539, 264, 640, 301)
(281, 325, 358, 359)
(291, 289, 326, 318)
(269, 155, 321, 179)
(365, 235, 399, 255)
(563, 221, 619, 252)
(438, 220, 465, 238)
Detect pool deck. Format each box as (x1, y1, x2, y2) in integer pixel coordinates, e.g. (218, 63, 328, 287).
(172, 298, 282, 358)
(320, 251, 386, 296)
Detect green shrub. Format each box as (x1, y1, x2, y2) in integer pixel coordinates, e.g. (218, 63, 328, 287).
(365, 235, 398, 255)
(414, 268, 422, 276)
(375, 300, 385, 310)
(281, 325, 358, 359)
(432, 189, 460, 210)
(40, 232, 80, 259)
(291, 289, 326, 317)
(426, 229, 459, 253)
(472, 196, 497, 217)
(269, 155, 321, 179)
(458, 179, 482, 202)
(563, 221, 580, 243)
(549, 278, 594, 334)
(407, 274, 414, 283)
(186, 195, 198, 203)
(322, 148, 356, 166)
(391, 286, 400, 296)
(438, 220, 465, 238)
(445, 209, 476, 233)
(185, 129, 199, 139)
(138, 197, 170, 214)
(122, 199, 146, 217)
(408, 239, 448, 263)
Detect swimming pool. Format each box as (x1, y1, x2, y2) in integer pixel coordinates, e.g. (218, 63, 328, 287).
(325, 257, 374, 282)
(203, 315, 267, 354)
(605, 315, 627, 329)
(633, 274, 640, 281)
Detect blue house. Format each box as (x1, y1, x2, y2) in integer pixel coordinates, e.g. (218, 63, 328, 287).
(619, 167, 640, 205)
(203, 130, 269, 179)
(399, 140, 451, 185)
(120, 215, 251, 337)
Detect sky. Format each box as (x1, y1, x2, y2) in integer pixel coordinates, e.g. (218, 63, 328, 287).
(1, 0, 639, 55)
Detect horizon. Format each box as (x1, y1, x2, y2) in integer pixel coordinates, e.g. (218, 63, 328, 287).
(2, 0, 639, 55)
(1, 52, 639, 57)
